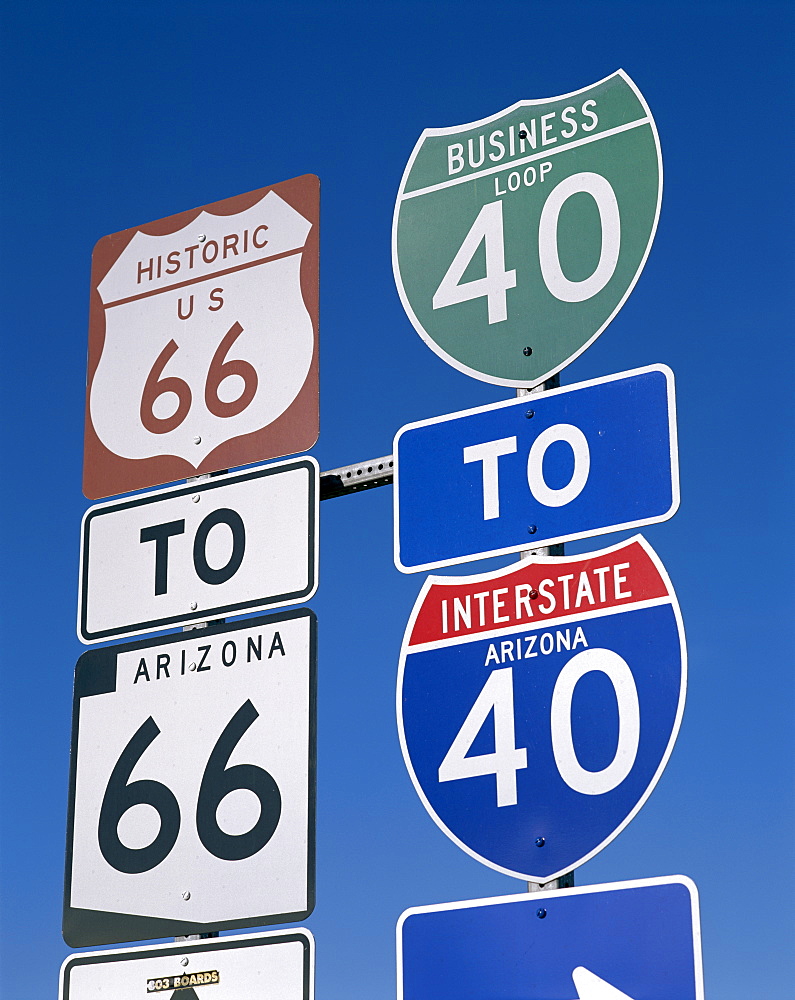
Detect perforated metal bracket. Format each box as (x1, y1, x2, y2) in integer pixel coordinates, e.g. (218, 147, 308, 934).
(320, 455, 394, 500)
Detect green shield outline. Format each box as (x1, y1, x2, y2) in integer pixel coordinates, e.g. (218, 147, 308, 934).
(392, 70, 663, 387)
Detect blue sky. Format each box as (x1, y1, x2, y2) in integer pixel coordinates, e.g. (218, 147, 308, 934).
(1, 2, 792, 997)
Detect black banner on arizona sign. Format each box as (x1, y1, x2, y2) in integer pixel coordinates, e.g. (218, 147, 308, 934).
(63, 611, 316, 947)
(398, 536, 685, 883)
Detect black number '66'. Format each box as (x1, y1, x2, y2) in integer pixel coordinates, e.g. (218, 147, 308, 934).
(98, 700, 281, 874)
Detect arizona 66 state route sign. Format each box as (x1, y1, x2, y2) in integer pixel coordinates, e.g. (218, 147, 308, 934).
(393, 71, 661, 386)
(84, 175, 319, 499)
(64, 611, 316, 946)
(398, 536, 685, 882)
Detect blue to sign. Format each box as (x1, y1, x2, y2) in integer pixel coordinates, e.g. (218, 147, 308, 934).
(398, 536, 686, 882)
(394, 365, 678, 573)
(398, 877, 704, 1000)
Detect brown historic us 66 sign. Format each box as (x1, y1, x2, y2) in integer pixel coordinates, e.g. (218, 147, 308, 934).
(83, 175, 319, 499)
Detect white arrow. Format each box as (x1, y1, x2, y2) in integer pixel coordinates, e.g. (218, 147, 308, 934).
(570, 966, 636, 1000)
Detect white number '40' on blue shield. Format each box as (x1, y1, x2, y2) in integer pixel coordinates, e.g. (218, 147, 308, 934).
(397, 536, 686, 882)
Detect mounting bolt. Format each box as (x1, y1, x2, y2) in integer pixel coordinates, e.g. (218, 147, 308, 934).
(523, 346, 533, 356)
(182, 891, 191, 900)
(192, 494, 200, 503)
(529, 589, 539, 599)
(193, 436, 202, 445)
(525, 409, 535, 419)
(180, 958, 189, 967)
(527, 525, 538, 535)
(197, 234, 206, 242)
(535, 836, 545, 847)
(189, 662, 197, 672)
(190, 602, 198, 611)
(536, 907, 547, 919)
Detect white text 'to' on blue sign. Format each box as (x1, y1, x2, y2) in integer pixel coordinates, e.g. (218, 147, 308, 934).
(394, 365, 678, 573)
(398, 876, 704, 1000)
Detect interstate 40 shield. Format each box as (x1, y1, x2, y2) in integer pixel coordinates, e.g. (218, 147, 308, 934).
(397, 536, 685, 882)
(393, 71, 662, 386)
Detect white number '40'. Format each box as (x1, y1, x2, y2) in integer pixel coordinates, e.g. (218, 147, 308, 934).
(432, 172, 621, 322)
(438, 648, 640, 806)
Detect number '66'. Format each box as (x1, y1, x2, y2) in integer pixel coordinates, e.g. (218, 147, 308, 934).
(98, 699, 280, 874)
(140, 321, 258, 434)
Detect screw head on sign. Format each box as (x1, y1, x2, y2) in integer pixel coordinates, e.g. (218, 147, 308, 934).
(536, 908, 547, 919)
(527, 525, 538, 535)
(535, 836, 545, 847)
(192, 494, 200, 503)
(525, 409, 535, 419)
(193, 436, 202, 445)
(182, 891, 191, 900)
(523, 346, 533, 356)
(189, 662, 197, 672)
(180, 958, 189, 967)
(529, 589, 539, 599)
(198, 234, 206, 242)
(190, 602, 198, 611)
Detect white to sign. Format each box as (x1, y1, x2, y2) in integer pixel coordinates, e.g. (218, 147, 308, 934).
(83, 175, 320, 500)
(78, 457, 318, 643)
(60, 929, 314, 1000)
(63, 611, 316, 947)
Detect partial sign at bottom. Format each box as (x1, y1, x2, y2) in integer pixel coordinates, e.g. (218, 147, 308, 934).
(398, 877, 703, 1000)
(59, 929, 314, 1000)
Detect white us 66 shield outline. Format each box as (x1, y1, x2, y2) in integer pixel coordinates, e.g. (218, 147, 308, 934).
(397, 535, 685, 883)
(392, 70, 662, 387)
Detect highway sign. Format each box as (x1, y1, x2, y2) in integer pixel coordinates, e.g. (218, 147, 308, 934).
(83, 174, 319, 500)
(60, 929, 314, 999)
(393, 70, 661, 386)
(394, 365, 678, 573)
(63, 611, 316, 947)
(398, 876, 704, 1000)
(78, 457, 318, 643)
(398, 536, 685, 882)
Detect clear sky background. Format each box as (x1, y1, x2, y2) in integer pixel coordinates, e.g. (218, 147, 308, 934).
(1, 2, 792, 997)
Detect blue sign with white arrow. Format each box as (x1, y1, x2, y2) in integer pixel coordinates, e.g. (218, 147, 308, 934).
(398, 877, 704, 1000)
(394, 365, 678, 573)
